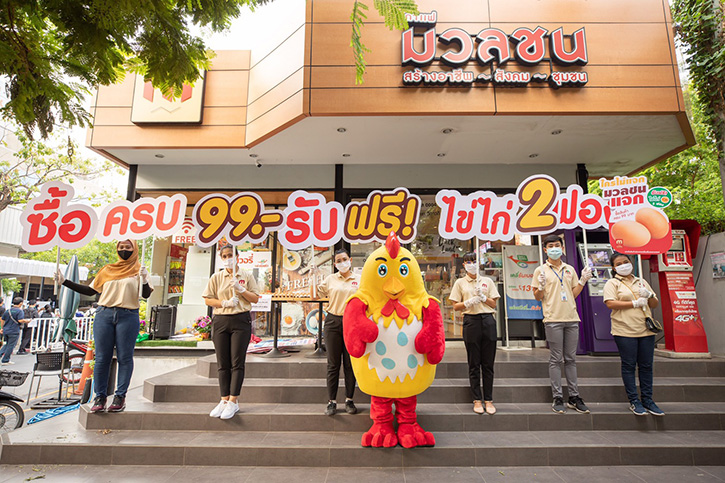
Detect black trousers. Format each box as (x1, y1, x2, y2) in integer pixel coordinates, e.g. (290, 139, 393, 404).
(19, 326, 33, 352)
(212, 312, 252, 398)
(462, 313, 497, 402)
(324, 314, 356, 401)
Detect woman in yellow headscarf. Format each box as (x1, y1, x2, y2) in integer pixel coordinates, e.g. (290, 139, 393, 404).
(56, 240, 152, 413)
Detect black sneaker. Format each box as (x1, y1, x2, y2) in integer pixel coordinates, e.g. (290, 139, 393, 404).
(567, 396, 591, 414)
(642, 399, 665, 416)
(325, 401, 337, 416)
(107, 395, 126, 413)
(345, 400, 358, 414)
(552, 397, 566, 414)
(91, 396, 107, 413)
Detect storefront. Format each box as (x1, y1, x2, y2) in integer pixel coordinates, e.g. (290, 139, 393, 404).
(85, 0, 693, 343)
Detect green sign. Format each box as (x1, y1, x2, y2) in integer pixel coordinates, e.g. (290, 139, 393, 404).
(647, 187, 673, 208)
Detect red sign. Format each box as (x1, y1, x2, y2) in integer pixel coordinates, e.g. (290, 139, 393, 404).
(660, 272, 708, 353)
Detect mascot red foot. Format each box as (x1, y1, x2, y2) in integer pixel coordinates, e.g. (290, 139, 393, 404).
(344, 232, 445, 448)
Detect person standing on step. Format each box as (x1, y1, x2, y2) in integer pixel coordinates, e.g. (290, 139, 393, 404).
(317, 248, 360, 416)
(203, 244, 260, 420)
(0, 297, 30, 365)
(533, 234, 592, 415)
(603, 252, 664, 417)
(17, 298, 39, 354)
(56, 240, 153, 413)
(449, 252, 500, 415)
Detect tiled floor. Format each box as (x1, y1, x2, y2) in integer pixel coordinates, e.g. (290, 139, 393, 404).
(1, 465, 725, 482)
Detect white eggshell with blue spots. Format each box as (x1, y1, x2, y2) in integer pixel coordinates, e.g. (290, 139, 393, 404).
(364, 315, 424, 384)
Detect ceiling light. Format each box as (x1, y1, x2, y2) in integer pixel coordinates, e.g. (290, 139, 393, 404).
(437, 153, 446, 157)
(441, 128, 453, 134)
(529, 153, 539, 158)
(342, 153, 351, 157)
(551, 129, 563, 135)
(249, 154, 258, 158)
(154, 154, 165, 159)
(337, 127, 347, 133)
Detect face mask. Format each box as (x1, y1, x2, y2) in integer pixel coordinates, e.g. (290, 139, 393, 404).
(547, 247, 563, 260)
(221, 258, 235, 269)
(335, 261, 351, 273)
(616, 263, 633, 276)
(118, 250, 133, 261)
(464, 263, 477, 275)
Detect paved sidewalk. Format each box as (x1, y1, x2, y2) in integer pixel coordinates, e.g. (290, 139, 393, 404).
(1, 465, 725, 482)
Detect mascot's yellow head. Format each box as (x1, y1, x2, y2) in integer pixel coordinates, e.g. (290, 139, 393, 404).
(353, 232, 434, 328)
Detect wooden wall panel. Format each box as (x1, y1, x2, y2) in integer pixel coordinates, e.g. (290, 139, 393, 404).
(311, 0, 490, 24)
(245, 91, 306, 146)
(247, 26, 306, 105)
(488, 0, 668, 23)
(90, 126, 246, 149)
(247, 68, 304, 123)
(208, 50, 251, 70)
(94, 76, 134, 108)
(203, 70, 249, 108)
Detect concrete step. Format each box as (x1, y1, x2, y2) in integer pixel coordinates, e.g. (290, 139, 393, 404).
(144, 366, 725, 404)
(199, 352, 725, 380)
(78, 400, 725, 433)
(3, 412, 724, 468)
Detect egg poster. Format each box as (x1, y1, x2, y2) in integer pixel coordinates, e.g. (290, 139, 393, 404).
(599, 176, 673, 255)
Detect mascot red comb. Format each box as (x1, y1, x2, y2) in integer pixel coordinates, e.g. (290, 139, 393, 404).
(344, 232, 446, 448)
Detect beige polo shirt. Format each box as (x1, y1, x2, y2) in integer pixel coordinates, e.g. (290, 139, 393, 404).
(449, 275, 500, 315)
(202, 268, 260, 315)
(90, 276, 140, 310)
(532, 262, 580, 323)
(317, 271, 360, 316)
(603, 276, 658, 338)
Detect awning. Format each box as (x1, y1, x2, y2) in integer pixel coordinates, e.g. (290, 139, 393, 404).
(0, 256, 89, 281)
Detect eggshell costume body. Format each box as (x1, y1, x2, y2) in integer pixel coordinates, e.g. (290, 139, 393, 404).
(344, 233, 445, 448)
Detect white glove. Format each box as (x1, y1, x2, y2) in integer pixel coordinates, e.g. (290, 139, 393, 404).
(221, 296, 240, 308)
(632, 297, 649, 309)
(638, 287, 653, 298)
(464, 296, 483, 309)
(139, 266, 150, 284)
(579, 266, 592, 285)
(232, 279, 247, 294)
(537, 272, 546, 290)
(55, 270, 66, 285)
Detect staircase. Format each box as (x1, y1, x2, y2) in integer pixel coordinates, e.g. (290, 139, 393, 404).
(2, 346, 724, 468)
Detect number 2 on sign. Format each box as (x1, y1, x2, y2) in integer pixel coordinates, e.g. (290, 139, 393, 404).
(516, 175, 559, 233)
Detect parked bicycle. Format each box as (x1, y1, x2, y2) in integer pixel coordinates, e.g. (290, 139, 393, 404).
(0, 370, 29, 433)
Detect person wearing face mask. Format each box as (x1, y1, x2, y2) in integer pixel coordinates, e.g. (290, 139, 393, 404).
(449, 252, 500, 415)
(317, 248, 360, 416)
(203, 244, 260, 420)
(533, 235, 592, 415)
(603, 252, 663, 417)
(55, 240, 153, 413)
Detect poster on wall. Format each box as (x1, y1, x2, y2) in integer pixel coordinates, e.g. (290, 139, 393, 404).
(502, 245, 543, 320)
(711, 252, 725, 279)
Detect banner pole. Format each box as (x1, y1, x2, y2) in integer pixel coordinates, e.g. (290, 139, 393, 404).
(54, 246, 61, 296)
(139, 238, 147, 298)
(582, 229, 591, 277)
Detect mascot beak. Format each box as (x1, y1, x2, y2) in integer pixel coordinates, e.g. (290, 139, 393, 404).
(383, 277, 405, 299)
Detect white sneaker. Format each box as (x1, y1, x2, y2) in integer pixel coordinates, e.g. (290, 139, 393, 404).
(220, 401, 239, 420)
(1, 361, 15, 366)
(209, 400, 228, 418)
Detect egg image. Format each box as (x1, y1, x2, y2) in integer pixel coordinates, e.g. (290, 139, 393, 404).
(611, 220, 651, 248)
(635, 207, 669, 239)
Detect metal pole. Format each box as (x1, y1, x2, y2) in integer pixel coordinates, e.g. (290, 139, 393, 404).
(54, 247, 60, 296)
(139, 238, 147, 298)
(582, 229, 591, 277)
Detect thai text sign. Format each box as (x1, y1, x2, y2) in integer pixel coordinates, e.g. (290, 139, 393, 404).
(502, 245, 543, 320)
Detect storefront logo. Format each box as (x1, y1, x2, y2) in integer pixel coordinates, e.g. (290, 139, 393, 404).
(131, 73, 206, 124)
(401, 12, 588, 88)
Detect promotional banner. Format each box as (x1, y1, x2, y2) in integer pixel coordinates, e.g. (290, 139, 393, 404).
(599, 176, 673, 255)
(662, 271, 707, 352)
(502, 245, 543, 320)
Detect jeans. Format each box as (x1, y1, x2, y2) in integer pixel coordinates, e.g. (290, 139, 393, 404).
(93, 306, 140, 398)
(0, 332, 20, 362)
(212, 312, 252, 398)
(324, 314, 356, 401)
(462, 313, 497, 401)
(545, 322, 580, 399)
(614, 335, 656, 404)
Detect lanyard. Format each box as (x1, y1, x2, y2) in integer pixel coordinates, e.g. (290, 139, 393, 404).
(547, 264, 568, 301)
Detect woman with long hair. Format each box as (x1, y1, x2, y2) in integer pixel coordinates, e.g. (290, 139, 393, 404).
(203, 245, 260, 420)
(56, 240, 152, 413)
(603, 252, 664, 417)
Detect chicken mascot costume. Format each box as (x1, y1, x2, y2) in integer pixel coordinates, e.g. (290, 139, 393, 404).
(344, 232, 445, 448)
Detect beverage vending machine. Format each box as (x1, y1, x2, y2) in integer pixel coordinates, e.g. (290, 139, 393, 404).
(651, 222, 709, 353)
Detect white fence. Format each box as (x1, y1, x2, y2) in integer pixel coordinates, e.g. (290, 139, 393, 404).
(29, 317, 94, 352)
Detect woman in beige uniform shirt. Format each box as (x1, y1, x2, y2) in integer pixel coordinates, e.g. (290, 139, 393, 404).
(317, 248, 360, 416)
(603, 252, 664, 417)
(203, 245, 260, 420)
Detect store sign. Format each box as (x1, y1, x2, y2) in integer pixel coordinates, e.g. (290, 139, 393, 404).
(502, 245, 543, 320)
(401, 11, 588, 88)
(21, 177, 673, 255)
(599, 176, 672, 255)
(130, 73, 205, 124)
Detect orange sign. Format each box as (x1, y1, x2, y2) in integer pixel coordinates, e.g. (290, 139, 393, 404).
(130, 73, 205, 124)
